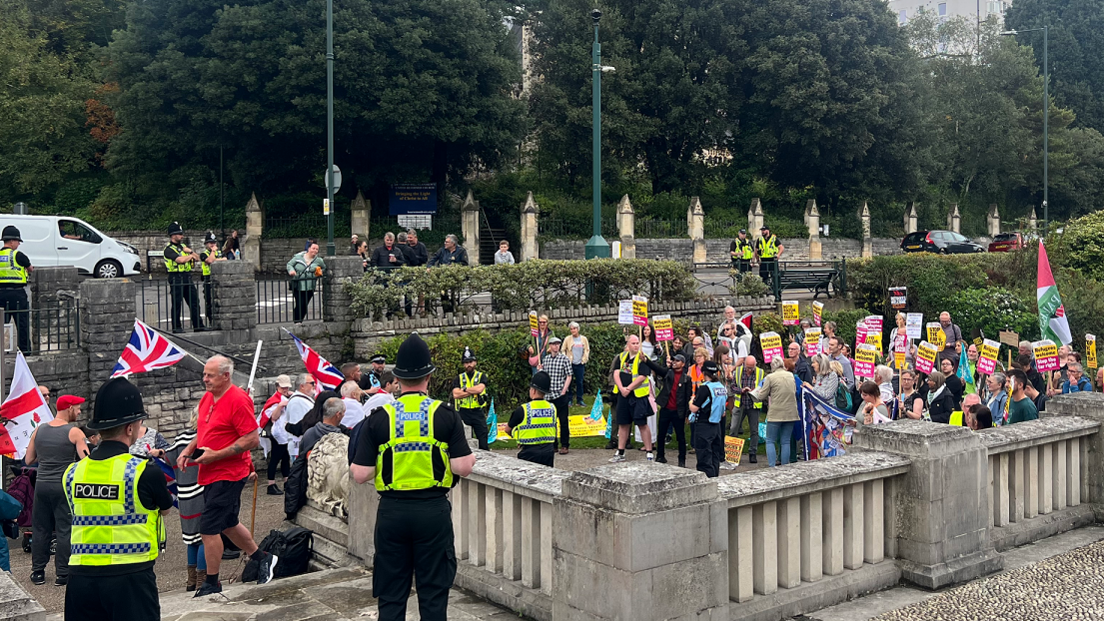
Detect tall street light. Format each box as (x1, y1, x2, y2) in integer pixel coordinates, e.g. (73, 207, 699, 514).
(325, 0, 336, 256)
(1001, 25, 1049, 233)
(585, 8, 612, 259)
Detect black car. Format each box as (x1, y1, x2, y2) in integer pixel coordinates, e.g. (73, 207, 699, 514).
(901, 230, 986, 254)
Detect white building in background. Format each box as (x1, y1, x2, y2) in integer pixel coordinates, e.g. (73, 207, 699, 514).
(889, 0, 1009, 26)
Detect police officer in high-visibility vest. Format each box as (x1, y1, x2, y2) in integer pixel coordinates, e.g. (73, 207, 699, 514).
(164, 222, 205, 333)
(451, 347, 489, 449)
(350, 334, 476, 621)
(0, 226, 31, 352)
(199, 231, 226, 323)
(689, 361, 727, 478)
(608, 334, 666, 463)
(506, 371, 557, 466)
(728, 355, 765, 464)
(63, 377, 174, 621)
(756, 225, 784, 289)
(729, 229, 754, 274)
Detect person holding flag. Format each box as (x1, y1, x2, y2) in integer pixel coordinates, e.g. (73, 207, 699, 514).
(1038, 240, 1073, 347)
(260, 375, 294, 496)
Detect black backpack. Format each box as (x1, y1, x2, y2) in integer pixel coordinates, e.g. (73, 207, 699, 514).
(242, 527, 314, 581)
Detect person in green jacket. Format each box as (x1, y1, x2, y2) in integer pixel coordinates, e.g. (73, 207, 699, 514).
(286, 241, 326, 323)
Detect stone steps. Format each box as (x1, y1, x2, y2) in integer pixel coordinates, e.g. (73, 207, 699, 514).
(0, 572, 46, 621)
(293, 503, 354, 570)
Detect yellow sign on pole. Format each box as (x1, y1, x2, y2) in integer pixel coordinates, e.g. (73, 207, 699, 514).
(782, 300, 800, 326)
(528, 311, 539, 337)
(926, 323, 946, 351)
(632, 295, 649, 327)
(1087, 334, 1097, 370)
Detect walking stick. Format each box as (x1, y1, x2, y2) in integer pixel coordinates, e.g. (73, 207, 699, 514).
(250, 476, 258, 537)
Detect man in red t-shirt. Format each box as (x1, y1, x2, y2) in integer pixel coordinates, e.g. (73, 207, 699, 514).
(177, 355, 277, 597)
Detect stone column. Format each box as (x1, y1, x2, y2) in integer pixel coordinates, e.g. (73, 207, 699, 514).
(852, 421, 1002, 589)
(904, 202, 918, 235)
(803, 199, 814, 228)
(323, 256, 365, 324)
(689, 196, 706, 265)
(80, 278, 138, 383)
(520, 192, 539, 262)
(749, 198, 764, 234)
(1046, 393, 1104, 503)
(242, 192, 263, 272)
(350, 190, 371, 243)
(461, 190, 481, 266)
(617, 194, 636, 260)
(209, 261, 257, 333)
(860, 202, 873, 259)
(553, 463, 729, 620)
(1028, 207, 1038, 233)
(948, 204, 961, 234)
(808, 200, 822, 260)
(346, 478, 380, 563)
(987, 204, 1001, 237)
(30, 266, 80, 352)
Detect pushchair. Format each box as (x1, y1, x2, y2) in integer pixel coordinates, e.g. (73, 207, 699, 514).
(8, 465, 54, 555)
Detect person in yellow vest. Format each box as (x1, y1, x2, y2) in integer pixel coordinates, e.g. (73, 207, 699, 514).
(350, 333, 476, 621)
(451, 347, 489, 449)
(729, 229, 754, 274)
(609, 334, 666, 463)
(506, 371, 557, 466)
(0, 226, 31, 352)
(164, 222, 205, 333)
(63, 377, 174, 621)
(728, 355, 765, 464)
(755, 225, 784, 289)
(199, 231, 226, 324)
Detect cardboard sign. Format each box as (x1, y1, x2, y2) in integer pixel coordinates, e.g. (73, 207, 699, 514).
(618, 300, 635, 325)
(926, 323, 946, 351)
(804, 328, 822, 358)
(866, 331, 883, 355)
(916, 341, 939, 374)
(725, 436, 746, 464)
(1088, 334, 1098, 370)
(812, 301, 824, 327)
(760, 332, 784, 364)
(632, 295, 649, 327)
(854, 343, 878, 380)
(557, 414, 608, 439)
(865, 316, 884, 335)
(890, 287, 907, 310)
(894, 351, 906, 370)
(906, 313, 923, 340)
(855, 329, 867, 347)
(999, 330, 1020, 348)
(496, 422, 511, 442)
(528, 311, 539, 337)
(653, 315, 674, 342)
(977, 339, 1000, 375)
(1033, 340, 1060, 373)
(782, 301, 800, 326)
(894, 333, 909, 353)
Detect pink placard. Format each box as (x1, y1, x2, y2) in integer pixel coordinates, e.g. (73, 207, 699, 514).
(915, 341, 939, 375)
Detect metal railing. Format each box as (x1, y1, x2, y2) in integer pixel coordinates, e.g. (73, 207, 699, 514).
(257, 277, 324, 324)
(3, 302, 82, 353)
(137, 278, 213, 332)
(538, 217, 616, 239)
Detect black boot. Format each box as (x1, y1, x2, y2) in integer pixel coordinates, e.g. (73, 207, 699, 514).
(749, 454, 757, 464)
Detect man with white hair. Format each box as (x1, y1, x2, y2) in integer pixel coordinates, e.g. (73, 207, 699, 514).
(370, 232, 405, 269)
(300, 398, 345, 455)
(875, 366, 895, 405)
(339, 381, 366, 428)
(428, 234, 469, 268)
(279, 373, 316, 461)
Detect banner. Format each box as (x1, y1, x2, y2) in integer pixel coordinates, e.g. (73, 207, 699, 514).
(916, 341, 939, 374)
(804, 328, 822, 358)
(653, 315, 674, 341)
(926, 323, 946, 351)
(1088, 334, 1098, 370)
(906, 313, 923, 339)
(1033, 340, 1060, 373)
(854, 343, 878, 379)
(632, 295, 649, 327)
(559, 413, 608, 438)
(977, 339, 1001, 375)
(890, 287, 907, 310)
(618, 300, 635, 325)
(760, 332, 784, 364)
(812, 301, 824, 327)
(529, 311, 539, 337)
(782, 301, 800, 326)
(799, 381, 855, 460)
(724, 436, 746, 464)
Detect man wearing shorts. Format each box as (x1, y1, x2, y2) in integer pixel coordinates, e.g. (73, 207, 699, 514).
(178, 355, 277, 597)
(609, 334, 666, 463)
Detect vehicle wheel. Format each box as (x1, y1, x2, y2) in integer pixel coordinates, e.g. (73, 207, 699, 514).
(95, 260, 122, 279)
(939, 247, 947, 255)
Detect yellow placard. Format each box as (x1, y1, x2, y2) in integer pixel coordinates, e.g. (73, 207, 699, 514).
(894, 351, 906, 370)
(926, 323, 946, 351)
(855, 344, 878, 365)
(1087, 334, 1097, 370)
(866, 331, 883, 354)
(812, 301, 824, 327)
(916, 341, 939, 374)
(496, 422, 511, 442)
(782, 300, 800, 326)
(632, 295, 649, 326)
(556, 414, 608, 439)
(528, 311, 539, 336)
(725, 436, 746, 464)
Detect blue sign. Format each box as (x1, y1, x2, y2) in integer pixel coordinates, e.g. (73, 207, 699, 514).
(389, 183, 438, 215)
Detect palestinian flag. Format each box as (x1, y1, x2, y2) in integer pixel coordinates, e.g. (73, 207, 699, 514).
(1038, 241, 1072, 346)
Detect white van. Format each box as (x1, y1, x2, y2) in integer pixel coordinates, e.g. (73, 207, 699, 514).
(0, 215, 141, 278)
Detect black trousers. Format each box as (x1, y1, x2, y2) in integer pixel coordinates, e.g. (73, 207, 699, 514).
(732, 259, 751, 274)
(0, 287, 29, 352)
(202, 276, 214, 323)
(66, 568, 159, 621)
(693, 421, 722, 478)
(267, 442, 291, 480)
(374, 495, 456, 621)
(457, 407, 489, 450)
(759, 258, 777, 288)
(31, 482, 70, 577)
(168, 273, 202, 331)
(552, 395, 571, 449)
(656, 407, 686, 464)
(728, 403, 761, 457)
(292, 290, 314, 322)
(518, 443, 555, 467)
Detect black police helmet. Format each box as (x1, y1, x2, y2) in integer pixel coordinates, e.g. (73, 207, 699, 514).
(530, 371, 552, 394)
(204, 231, 217, 244)
(168, 222, 184, 236)
(392, 333, 435, 380)
(1, 226, 21, 242)
(88, 378, 145, 431)
(461, 346, 476, 363)
(702, 361, 720, 377)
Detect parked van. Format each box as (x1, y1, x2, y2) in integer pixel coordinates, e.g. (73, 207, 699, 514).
(0, 215, 141, 278)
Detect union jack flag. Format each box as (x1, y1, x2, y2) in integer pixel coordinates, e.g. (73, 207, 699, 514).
(111, 319, 188, 378)
(285, 329, 344, 390)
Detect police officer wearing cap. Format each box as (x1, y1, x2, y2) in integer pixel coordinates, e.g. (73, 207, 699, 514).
(451, 347, 488, 449)
(361, 353, 387, 393)
(0, 225, 32, 352)
(688, 361, 727, 478)
(164, 222, 205, 333)
(63, 378, 174, 620)
(506, 371, 557, 466)
(350, 334, 475, 621)
(729, 229, 754, 274)
(199, 231, 226, 323)
(755, 225, 784, 290)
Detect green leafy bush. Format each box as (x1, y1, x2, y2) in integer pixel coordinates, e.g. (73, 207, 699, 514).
(729, 272, 771, 298)
(942, 287, 1037, 342)
(1048, 210, 1104, 281)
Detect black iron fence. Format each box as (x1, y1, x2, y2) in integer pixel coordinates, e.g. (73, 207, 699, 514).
(257, 277, 324, 324)
(1, 301, 81, 353)
(138, 279, 213, 332)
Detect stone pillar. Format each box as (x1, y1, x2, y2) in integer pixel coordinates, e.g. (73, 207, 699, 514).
(1028, 207, 1038, 233)
(322, 256, 365, 324)
(242, 192, 263, 272)
(30, 267, 80, 352)
(1046, 393, 1104, 503)
(80, 278, 138, 383)
(948, 204, 961, 234)
(803, 199, 814, 228)
(904, 202, 918, 235)
(749, 198, 764, 234)
(617, 194, 636, 260)
(808, 200, 822, 260)
(689, 196, 706, 265)
(987, 204, 1001, 237)
(209, 261, 257, 333)
(346, 477, 380, 563)
(350, 190, 371, 243)
(462, 190, 481, 266)
(861, 202, 873, 259)
(553, 463, 729, 620)
(852, 421, 1002, 590)
(520, 192, 539, 262)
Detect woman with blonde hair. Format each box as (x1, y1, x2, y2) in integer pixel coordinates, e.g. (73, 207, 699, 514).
(562, 321, 591, 407)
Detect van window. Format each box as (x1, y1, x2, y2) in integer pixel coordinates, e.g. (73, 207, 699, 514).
(58, 220, 101, 244)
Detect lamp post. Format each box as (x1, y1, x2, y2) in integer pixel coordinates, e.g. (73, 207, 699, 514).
(585, 9, 611, 259)
(325, 0, 336, 256)
(1001, 25, 1049, 233)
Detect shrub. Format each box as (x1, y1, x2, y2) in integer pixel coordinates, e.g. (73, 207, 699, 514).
(941, 287, 1037, 343)
(1048, 210, 1104, 281)
(729, 272, 771, 298)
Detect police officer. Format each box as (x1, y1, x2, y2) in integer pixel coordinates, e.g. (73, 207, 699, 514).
(506, 371, 557, 466)
(0, 226, 31, 352)
(729, 229, 754, 274)
(350, 334, 475, 621)
(199, 231, 226, 323)
(164, 222, 205, 333)
(361, 354, 387, 393)
(756, 225, 784, 289)
(688, 361, 727, 478)
(63, 377, 174, 621)
(451, 347, 488, 449)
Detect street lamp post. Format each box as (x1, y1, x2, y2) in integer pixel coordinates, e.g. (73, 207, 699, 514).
(585, 9, 611, 259)
(1002, 25, 1049, 233)
(325, 0, 336, 256)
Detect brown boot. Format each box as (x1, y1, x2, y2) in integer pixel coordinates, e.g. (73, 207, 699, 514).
(196, 569, 207, 588)
(187, 565, 197, 592)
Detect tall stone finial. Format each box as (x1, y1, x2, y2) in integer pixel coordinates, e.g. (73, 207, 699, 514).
(461, 190, 480, 265)
(617, 194, 636, 259)
(243, 192, 263, 271)
(987, 204, 1001, 237)
(861, 202, 873, 258)
(1028, 207, 1038, 232)
(947, 203, 961, 234)
(350, 189, 370, 244)
(246, 192, 261, 213)
(461, 189, 478, 212)
(520, 192, 539, 262)
(808, 200, 822, 260)
(904, 202, 919, 235)
(804, 199, 816, 227)
(749, 198, 764, 233)
(689, 197, 706, 265)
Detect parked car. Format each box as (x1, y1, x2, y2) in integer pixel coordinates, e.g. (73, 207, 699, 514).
(0, 215, 141, 278)
(988, 232, 1027, 253)
(900, 230, 986, 254)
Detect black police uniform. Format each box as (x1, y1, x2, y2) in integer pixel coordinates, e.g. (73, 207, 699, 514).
(198, 232, 222, 322)
(0, 226, 31, 352)
(164, 223, 204, 333)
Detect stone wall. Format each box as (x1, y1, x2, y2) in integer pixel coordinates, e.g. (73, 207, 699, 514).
(541, 237, 904, 262)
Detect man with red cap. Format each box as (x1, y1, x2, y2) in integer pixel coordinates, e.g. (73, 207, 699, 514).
(25, 393, 89, 586)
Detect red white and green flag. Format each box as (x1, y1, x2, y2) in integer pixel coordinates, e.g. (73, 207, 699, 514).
(1037, 241, 1072, 346)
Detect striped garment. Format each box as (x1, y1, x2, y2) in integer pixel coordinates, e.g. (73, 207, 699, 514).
(165, 429, 205, 545)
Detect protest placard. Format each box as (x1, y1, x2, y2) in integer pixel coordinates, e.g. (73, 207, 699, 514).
(724, 436, 746, 464)
(559, 414, 608, 439)
(894, 352, 906, 370)
(865, 315, 884, 334)
(760, 332, 784, 364)
(890, 287, 907, 310)
(926, 323, 946, 351)
(496, 422, 511, 442)
(999, 330, 1020, 347)
(1033, 340, 1060, 373)
(782, 301, 800, 326)
(1088, 334, 1098, 370)
(866, 331, 883, 354)
(906, 313, 923, 339)
(812, 301, 824, 327)
(528, 311, 539, 337)
(618, 300, 635, 325)
(977, 339, 1000, 375)
(916, 341, 939, 374)
(804, 328, 822, 357)
(893, 333, 908, 369)
(854, 343, 878, 379)
(632, 295, 649, 327)
(653, 315, 674, 341)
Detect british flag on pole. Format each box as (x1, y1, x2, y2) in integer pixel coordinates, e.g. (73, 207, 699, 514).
(111, 319, 188, 378)
(285, 329, 344, 390)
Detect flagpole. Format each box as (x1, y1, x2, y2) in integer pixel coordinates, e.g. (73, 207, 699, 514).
(147, 324, 254, 369)
(246, 340, 263, 398)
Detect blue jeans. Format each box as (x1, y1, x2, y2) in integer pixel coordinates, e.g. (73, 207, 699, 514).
(572, 364, 586, 403)
(187, 542, 207, 570)
(765, 421, 795, 467)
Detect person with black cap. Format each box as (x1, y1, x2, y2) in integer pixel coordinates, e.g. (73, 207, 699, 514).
(164, 222, 205, 333)
(0, 225, 32, 351)
(350, 333, 475, 621)
(729, 229, 754, 274)
(199, 231, 226, 323)
(755, 225, 784, 289)
(688, 361, 728, 478)
(655, 353, 692, 466)
(361, 354, 387, 393)
(62, 377, 174, 620)
(451, 347, 489, 450)
(506, 371, 557, 466)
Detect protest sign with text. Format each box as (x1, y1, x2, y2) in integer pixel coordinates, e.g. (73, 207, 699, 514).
(1088, 334, 1098, 370)
(782, 301, 800, 326)
(1033, 340, 1060, 373)
(812, 301, 824, 327)
(632, 295, 649, 327)
(529, 311, 539, 337)
(760, 332, 784, 364)
(916, 341, 939, 374)
(977, 339, 1000, 375)
(653, 315, 674, 341)
(890, 287, 907, 310)
(804, 328, 822, 357)
(854, 343, 878, 379)
(618, 300, 635, 325)
(926, 323, 946, 351)
(906, 313, 923, 339)
(725, 436, 746, 464)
